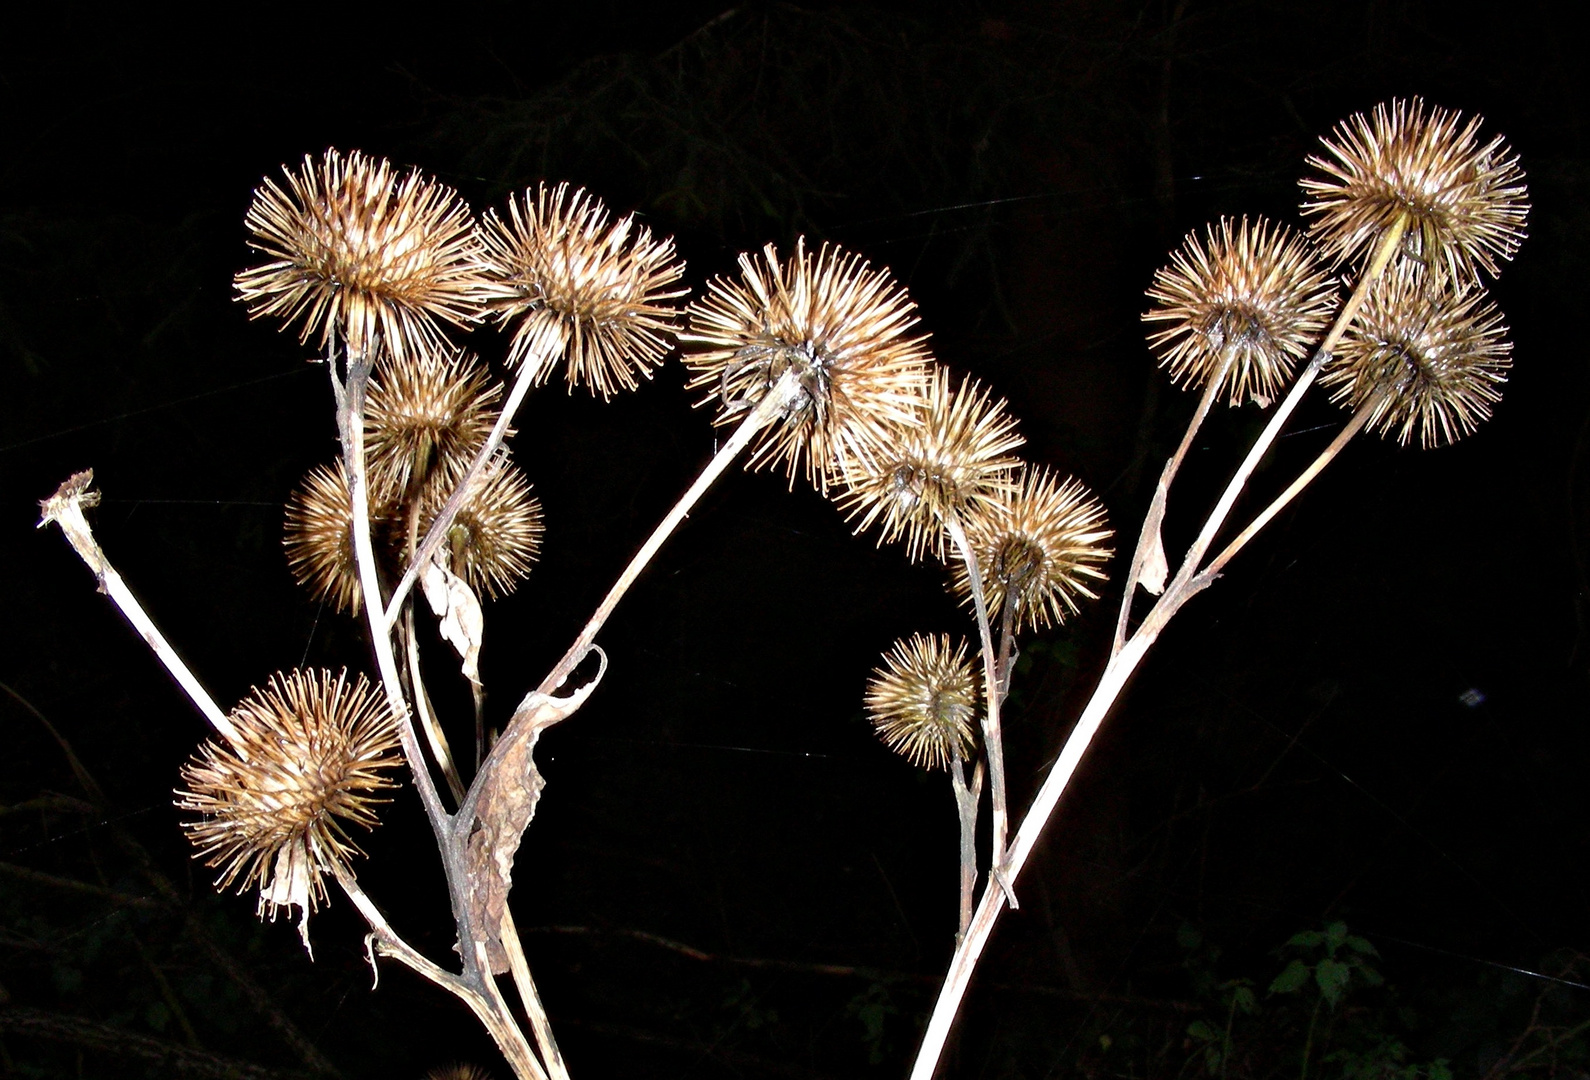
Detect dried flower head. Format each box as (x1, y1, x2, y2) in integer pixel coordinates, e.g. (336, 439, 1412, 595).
(1300, 98, 1529, 286)
(284, 463, 398, 614)
(235, 150, 486, 362)
(365, 347, 505, 500)
(1321, 266, 1512, 447)
(426, 1067, 494, 1080)
(835, 368, 1023, 562)
(479, 182, 686, 397)
(419, 460, 544, 599)
(1144, 217, 1338, 407)
(866, 634, 979, 770)
(682, 239, 932, 487)
(951, 467, 1113, 631)
(176, 669, 402, 948)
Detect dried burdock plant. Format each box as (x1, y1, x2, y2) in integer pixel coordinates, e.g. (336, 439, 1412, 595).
(1301, 97, 1529, 287)
(951, 466, 1113, 633)
(835, 367, 1023, 563)
(479, 181, 686, 397)
(867, 634, 979, 770)
(683, 238, 932, 488)
(838, 365, 1025, 892)
(1323, 265, 1512, 447)
(234, 149, 488, 361)
(175, 669, 402, 948)
(418, 459, 544, 600)
(39, 101, 1527, 1080)
(366, 347, 506, 500)
(1144, 216, 1338, 408)
(283, 462, 397, 614)
(902, 100, 1529, 1080)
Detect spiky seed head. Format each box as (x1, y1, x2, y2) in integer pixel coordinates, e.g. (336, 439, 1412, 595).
(866, 634, 979, 770)
(1144, 217, 1338, 407)
(426, 1067, 495, 1080)
(478, 182, 686, 397)
(419, 460, 543, 599)
(1300, 98, 1529, 287)
(365, 347, 506, 501)
(834, 368, 1024, 562)
(951, 466, 1113, 631)
(175, 669, 403, 948)
(1320, 265, 1511, 447)
(284, 463, 398, 614)
(682, 239, 933, 488)
(234, 150, 487, 362)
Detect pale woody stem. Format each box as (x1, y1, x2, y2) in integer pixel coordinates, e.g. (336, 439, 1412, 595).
(994, 600, 1018, 704)
(1177, 217, 1404, 584)
(948, 753, 981, 945)
(1112, 351, 1234, 656)
(335, 351, 450, 834)
(336, 347, 539, 1076)
(405, 607, 467, 805)
(499, 913, 572, 1080)
(38, 476, 240, 746)
(533, 369, 802, 698)
(383, 343, 552, 629)
(944, 515, 1013, 901)
(332, 864, 548, 1080)
(1199, 395, 1379, 581)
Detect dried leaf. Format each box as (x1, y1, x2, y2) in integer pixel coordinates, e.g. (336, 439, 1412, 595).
(422, 559, 484, 688)
(1139, 524, 1169, 595)
(456, 652, 606, 972)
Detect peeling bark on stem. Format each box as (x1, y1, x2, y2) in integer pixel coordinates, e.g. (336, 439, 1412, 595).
(948, 751, 979, 945)
(944, 515, 1013, 905)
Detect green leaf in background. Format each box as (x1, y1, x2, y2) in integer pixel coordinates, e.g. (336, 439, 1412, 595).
(1269, 958, 1311, 994)
(1316, 957, 1351, 1007)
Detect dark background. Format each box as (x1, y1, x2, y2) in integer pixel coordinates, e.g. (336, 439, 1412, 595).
(2, 2, 1586, 1077)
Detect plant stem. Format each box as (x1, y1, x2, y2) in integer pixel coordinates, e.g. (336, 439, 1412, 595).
(383, 344, 548, 629)
(404, 606, 466, 805)
(334, 344, 522, 1075)
(332, 864, 547, 1080)
(1198, 396, 1379, 581)
(909, 632, 1157, 1080)
(995, 595, 1017, 704)
(530, 369, 801, 699)
(906, 226, 1411, 1077)
(1112, 351, 1234, 656)
(333, 350, 450, 837)
(1299, 996, 1321, 1080)
(38, 474, 239, 745)
(499, 912, 572, 1080)
(944, 515, 1013, 903)
(948, 752, 979, 945)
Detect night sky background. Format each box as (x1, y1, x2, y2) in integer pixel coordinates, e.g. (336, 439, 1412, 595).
(2, 2, 1587, 1078)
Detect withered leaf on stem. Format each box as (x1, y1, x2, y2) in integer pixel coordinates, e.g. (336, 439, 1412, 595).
(455, 659, 605, 972)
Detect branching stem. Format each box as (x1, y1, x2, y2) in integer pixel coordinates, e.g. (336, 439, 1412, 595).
(908, 218, 1411, 1080)
(944, 515, 1014, 905)
(384, 345, 549, 628)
